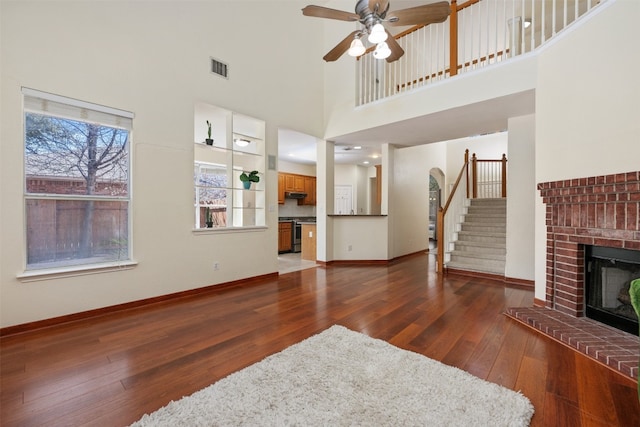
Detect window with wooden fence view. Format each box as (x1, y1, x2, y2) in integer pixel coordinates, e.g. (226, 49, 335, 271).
(23, 89, 132, 271)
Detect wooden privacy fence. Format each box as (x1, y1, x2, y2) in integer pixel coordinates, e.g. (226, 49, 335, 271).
(26, 199, 128, 264)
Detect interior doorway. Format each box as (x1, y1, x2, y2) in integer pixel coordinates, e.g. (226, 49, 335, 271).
(334, 185, 353, 215)
(429, 169, 444, 243)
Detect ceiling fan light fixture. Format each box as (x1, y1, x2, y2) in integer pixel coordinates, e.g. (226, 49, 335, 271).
(347, 38, 366, 57)
(368, 23, 388, 44)
(373, 41, 391, 59)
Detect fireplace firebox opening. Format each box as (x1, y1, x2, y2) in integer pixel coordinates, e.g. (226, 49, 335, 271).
(585, 245, 640, 335)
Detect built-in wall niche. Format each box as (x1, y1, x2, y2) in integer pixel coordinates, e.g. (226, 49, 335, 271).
(194, 103, 265, 229)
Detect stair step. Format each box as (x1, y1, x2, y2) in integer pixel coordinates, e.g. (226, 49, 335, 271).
(450, 250, 505, 262)
(445, 198, 506, 275)
(467, 210, 505, 215)
(469, 198, 506, 205)
(454, 241, 505, 255)
(461, 223, 506, 233)
(446, 260, 505, 275)
(464, 212, 507, 222)
(457, 231, 506, 244)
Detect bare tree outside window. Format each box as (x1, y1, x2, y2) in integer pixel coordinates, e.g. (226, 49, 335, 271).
(24, 111, 130, 269)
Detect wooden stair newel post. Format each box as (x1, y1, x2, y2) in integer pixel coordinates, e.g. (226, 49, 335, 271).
(501, 153, 507, 197)
(471, 152, 478, 199)
(464, 149, 469, 199)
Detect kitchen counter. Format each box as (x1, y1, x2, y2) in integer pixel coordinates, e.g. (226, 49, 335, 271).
(301, 223, 316, 261)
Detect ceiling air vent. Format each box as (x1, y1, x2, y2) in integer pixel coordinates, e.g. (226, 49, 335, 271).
(210, 57, 228, 79)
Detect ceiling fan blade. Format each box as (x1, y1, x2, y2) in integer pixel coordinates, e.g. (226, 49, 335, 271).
(387, 1, 451, 27)
(384, 30, 404, 63)
(323, 30, 360, 62)
(368, 0, 389, 15)
(302, 5, 359, 21)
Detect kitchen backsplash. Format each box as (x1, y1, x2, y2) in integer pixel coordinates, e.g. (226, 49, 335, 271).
(278, 198, 316, 218)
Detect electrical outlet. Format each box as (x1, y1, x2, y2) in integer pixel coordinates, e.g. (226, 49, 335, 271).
(348, 245, 352, 252)
(213, 262, 220, 271)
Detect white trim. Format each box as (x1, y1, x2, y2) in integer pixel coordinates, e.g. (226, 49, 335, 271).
(21, 87, 134, 119)
(17, 260, 138, 282)
(193, 226, 268, 235)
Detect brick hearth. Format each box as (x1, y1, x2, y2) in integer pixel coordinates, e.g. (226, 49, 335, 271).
(506, 306, 639, 380)
(538, 171, 640, 317)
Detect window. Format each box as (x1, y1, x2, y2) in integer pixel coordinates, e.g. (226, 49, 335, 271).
(23, 88, 133, 271)
(194, 103, 265, 229)
(195, 162, 228, 227)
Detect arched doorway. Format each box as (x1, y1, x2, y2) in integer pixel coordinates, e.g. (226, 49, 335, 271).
(429, 168, 444, 243)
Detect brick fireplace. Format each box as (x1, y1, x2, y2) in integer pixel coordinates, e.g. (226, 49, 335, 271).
(538, 171, 640, 318)
(504, 171, 640, 380)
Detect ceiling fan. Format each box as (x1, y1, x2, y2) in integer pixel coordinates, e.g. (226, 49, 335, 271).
(302, 0, 451, 63)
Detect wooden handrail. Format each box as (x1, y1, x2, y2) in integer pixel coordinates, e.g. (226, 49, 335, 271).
(437, 149, 469, 273)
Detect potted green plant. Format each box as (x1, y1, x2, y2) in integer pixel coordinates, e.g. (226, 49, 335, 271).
(205, 207, 214, 228)
(205, 120, 214, 145)
(239, 170, 260, 189)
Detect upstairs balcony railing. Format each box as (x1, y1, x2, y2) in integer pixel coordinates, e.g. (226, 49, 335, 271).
(356, 0, 605, 105)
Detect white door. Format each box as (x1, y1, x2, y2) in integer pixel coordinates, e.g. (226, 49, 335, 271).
(334, 185, 352, 215)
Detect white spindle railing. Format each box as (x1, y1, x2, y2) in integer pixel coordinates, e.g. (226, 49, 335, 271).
(356, 0, 605, 106)
(442, 177, 468, 266)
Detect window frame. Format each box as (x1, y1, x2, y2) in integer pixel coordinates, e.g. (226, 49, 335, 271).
(19, 88, 136, 280)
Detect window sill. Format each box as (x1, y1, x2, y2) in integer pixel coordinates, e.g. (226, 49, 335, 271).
(17, 260, 138, 282)
(193, 225, 268, 234)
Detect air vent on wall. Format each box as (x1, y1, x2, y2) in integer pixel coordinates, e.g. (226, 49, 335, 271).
(210, 57, 228, 79)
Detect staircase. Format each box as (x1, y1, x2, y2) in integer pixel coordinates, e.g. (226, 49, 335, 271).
(445, 198, 506, 276)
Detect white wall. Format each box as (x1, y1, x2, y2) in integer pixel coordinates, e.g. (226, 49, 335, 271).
(534, 0, 640, 300)
(0, 1, 325, 327)
(445, 133, 508, 199)
(278, 160, 316, 177)
(506, 114, 535, 282)
(392, 142, 445, 258)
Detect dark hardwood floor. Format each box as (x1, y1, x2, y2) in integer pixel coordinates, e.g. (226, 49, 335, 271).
(1, 252, 638, 426)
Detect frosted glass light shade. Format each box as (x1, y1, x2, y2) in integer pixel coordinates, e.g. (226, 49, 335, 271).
(373, 42, 391, 59)
(347, 39, 366, 57)
(368, 23, 388, 44)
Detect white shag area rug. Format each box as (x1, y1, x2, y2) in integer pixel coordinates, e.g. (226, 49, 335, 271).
(130, 325, 534, 426)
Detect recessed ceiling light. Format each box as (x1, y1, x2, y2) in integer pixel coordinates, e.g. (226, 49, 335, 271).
(354, 146, 362, 150)
(363, 161, 370, 164)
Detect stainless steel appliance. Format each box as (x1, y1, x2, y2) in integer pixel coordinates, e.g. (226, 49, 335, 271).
(293, 221, 302, 253)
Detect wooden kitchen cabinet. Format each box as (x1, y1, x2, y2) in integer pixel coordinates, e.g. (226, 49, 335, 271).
(278, 173, 285, 204)
(284, 173, 305, 192)
(280, 172, 316, 205)
(278, 221, 292, 252)
(300, 176, 316, 206)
